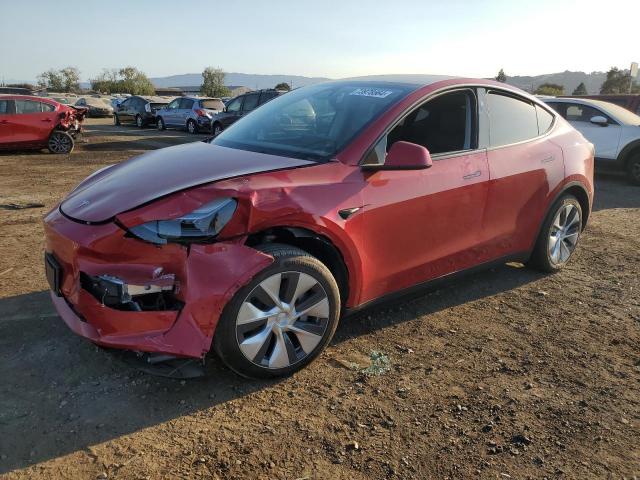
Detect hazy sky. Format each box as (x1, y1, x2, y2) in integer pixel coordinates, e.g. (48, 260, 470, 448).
(1, 0, 637, 82)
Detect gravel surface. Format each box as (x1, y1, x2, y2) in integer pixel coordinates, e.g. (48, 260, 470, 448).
(0, 118, 638, 479)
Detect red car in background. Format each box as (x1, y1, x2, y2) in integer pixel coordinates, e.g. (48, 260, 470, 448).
(44, 76, 594, 378)
(0, 95, 86, 154)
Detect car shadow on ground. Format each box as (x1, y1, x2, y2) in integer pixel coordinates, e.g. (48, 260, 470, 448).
(0, 262, 542, 474)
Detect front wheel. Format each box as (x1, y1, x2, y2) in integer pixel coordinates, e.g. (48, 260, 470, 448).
(157, 117, 166, 130)
(214, 244, 340, 378)
(528, 195, 582, 272)
(627, 154, 640, 186)
(113, 114, 120, 126)
(47, 131, 74, 154)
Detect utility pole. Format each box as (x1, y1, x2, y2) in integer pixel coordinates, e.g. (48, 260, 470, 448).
(630, 62, 638, 94)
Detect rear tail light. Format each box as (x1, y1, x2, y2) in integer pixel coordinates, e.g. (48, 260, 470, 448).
(145, 103, 151, 113)
(194, 109, 207, 117)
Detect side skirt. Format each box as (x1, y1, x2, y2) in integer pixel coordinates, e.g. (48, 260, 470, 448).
(343, 252, 531, 318)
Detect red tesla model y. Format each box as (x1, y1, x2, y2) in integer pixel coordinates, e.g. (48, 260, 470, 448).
(44, 76, 594, 378)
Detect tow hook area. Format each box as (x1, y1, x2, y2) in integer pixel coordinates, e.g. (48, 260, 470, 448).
(80, 271, 181, 312)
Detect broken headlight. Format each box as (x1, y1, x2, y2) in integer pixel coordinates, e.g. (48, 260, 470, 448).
(128, 197, 237, 245)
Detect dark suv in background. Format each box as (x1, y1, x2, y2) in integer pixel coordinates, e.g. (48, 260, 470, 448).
(210, 89, 284, 135)
(113, 96, 170, 128)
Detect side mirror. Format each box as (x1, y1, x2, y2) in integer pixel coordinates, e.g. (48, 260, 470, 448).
(363, 141, 433, 171)
(590, 115, 608, 126)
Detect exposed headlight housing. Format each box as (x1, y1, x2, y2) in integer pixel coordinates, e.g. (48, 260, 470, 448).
(128, 198, 237, 245)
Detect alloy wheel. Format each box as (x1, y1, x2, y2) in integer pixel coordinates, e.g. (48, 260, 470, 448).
(548, 203, 581, 265)
(187, 121, 196, 134)
(48, 132, 72, 154)
(235, 271, 330, 369)
(213, 124, 222, 136)
(157, 118, 164, 130)
(136, 116, 143, 128)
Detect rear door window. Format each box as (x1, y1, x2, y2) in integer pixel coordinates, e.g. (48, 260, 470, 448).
(259, 91, 279, 105)
(242, 94, 260, 112)
(15, 100, 43, 114)
(487, 92, 539, 147)
(180, 98, 194, 109)
(0, 100, 9, 114)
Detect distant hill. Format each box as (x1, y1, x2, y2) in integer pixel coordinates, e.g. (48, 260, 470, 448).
(504, 70, 608, 95)
(150, 72, 331, 90)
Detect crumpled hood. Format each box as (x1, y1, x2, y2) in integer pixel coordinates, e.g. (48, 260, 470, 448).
(60, 141, 314, 223)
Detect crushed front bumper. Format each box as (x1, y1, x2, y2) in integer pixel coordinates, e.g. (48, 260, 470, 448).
(44, 208, 272, 358)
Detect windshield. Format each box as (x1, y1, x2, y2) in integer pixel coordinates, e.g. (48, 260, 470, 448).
(600, 102, 640, 125)
(201, 99, 225, 110)
(212, 81, 415, 161)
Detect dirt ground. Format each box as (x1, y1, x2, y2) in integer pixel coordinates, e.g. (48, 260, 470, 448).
(0, 118, 638, 480)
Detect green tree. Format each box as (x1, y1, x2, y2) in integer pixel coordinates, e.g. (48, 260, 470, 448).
(60, 67, 80, 92)
(495, 69, 507, 83)
(201, 67, 230, 97)
(274, 82, 291, 91)
(118, 67, 155, 95)
(600, 67, 632, 94)
(90, 69, 120, 93)
(534, 83, 565, 95)
(37, 67, 81, 92)
(37, 69, 65, 91)
(572, 82, 588, 95)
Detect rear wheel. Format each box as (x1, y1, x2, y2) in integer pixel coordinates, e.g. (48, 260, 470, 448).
(47, 131, 74, 154)
(627, 154, 640, 186)
(528, 194, 582, 272)
(214, 244, 340, 378)
(113, 114, 120, 126)
(187, 119, 198, 134)
(212, 122, 223, 136)
(157, 117, 166, 130)
(135, 115, 144, 128)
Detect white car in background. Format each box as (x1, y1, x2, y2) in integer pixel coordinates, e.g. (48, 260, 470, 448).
(544, 98, 640, 185)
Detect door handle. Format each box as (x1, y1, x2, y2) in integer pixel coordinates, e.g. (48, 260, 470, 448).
(0, 120, 7, 124)
(41, 118, 52, 122)
(463, 170, 482, 180)
(541, 155, 555, 163)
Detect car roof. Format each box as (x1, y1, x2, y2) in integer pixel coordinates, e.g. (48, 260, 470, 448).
(546, 97, 617, 110)
(0, 94, 58, 103)
(137, 95, 170, 103)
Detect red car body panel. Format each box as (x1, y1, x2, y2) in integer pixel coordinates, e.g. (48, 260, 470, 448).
(0, 95, 86, 150)
(44, 78, 594, 359)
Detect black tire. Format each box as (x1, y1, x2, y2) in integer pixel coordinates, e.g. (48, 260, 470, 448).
(157, 117, 166, 130)
(47, 131, 74, 154)
(212, 122, 223, 136)
(627, 154, 640, 186)
(187, 119, 198, 134)
(527, 194, 582, 272)
(113, 114, 120, 126)
(135, 115, 144, 129)
(213, 243, 341, 379)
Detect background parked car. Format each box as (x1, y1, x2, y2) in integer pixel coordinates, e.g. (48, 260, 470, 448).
(544, 97, 640, 185)
(156, 96, 225, 133)
(75, 97, 114, 117)
(560, 94, 640, 116)
(0, 95, 86, 153)
(113, 95, 169, 128)
(210, 89, 284, 135)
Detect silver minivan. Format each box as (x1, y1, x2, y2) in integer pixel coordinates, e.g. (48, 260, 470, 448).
(156, 96, 225, 134)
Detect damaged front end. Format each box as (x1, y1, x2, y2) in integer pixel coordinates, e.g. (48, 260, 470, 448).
(80, 271, 180, 312)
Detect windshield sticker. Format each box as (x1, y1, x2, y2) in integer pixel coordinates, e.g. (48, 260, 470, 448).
(349, 88, 394, 98)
